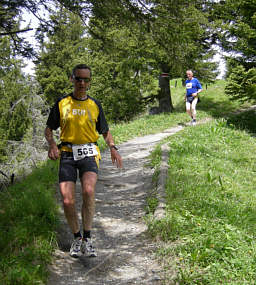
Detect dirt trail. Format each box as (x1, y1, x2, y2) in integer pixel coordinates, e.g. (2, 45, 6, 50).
(47, 124, 186, 285)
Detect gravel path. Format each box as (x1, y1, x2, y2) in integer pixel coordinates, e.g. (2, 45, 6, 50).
(47, 124, 187, 285)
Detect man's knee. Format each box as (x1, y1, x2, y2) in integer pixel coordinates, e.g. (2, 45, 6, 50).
(63, 197, 75, 208)
(81, 172, 97, 197)
(83, 185, 95, 198)
(60, 181, 76, 207)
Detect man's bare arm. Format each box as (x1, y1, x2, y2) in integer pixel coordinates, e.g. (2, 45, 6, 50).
(102, 130, 115, 147)
(44, 126, 59, 160)
(103, 131, 122, 168)
(45, 126, 56, 145)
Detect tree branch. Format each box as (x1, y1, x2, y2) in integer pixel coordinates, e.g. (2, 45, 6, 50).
(0, 170, 8, 179)
(0, 28, 33, 36)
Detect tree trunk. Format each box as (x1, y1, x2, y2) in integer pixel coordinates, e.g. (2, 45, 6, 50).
(157, 65, 174, 113)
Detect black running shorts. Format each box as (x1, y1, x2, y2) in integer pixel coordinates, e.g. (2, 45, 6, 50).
(59, 151, 98, 183)
(186, 96, 194, 103)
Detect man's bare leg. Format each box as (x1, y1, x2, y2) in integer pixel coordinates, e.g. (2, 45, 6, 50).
(60, 181, 84, 257)
(80, 172, 97, 231)
(186, 102, 192, 119)
(80, 171, 98, 257)
(59, 181, 80, 234)
(191, 97, 198, 121)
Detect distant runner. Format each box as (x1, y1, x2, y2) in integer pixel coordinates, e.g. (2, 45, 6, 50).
(44, 64, 122, 258)
(184, 70, 203, 126)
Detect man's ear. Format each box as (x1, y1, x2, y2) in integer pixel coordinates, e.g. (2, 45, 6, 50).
(70, 75, 74, 83)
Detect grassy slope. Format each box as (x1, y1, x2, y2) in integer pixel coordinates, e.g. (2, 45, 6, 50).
(147, 81, 256, 284)
(148, 119, 256, 284)
(0, 160, 59, 285)
(1, 79, 254, 284)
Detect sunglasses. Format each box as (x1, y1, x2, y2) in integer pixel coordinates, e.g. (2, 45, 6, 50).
(73, 76, 91, 83)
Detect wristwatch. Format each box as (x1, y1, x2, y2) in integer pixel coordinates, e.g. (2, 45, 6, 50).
(110, 145, 118, 150)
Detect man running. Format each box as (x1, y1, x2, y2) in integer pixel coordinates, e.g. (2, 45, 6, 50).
(44, 64, 122, 258)
(184, 70, 203, 126)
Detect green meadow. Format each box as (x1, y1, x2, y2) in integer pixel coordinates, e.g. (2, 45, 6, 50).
(147, 80, 256, 283)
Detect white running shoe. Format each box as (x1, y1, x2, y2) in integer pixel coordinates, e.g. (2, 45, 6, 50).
(192, 120, 196, 126)
(82, 238, 97, 257)
(70, 237, 83, 258)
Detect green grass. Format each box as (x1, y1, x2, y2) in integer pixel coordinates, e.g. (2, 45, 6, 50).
(147, 118, 256, 284)
(1, 78, 253, 284)
(145, 145, 162, 214)
(0, 160, 59, 285)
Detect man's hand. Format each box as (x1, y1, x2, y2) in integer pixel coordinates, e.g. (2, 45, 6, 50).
(48, 143, 60, 160)
(192, 92, 198, 97)
(110, 148, 123, 168)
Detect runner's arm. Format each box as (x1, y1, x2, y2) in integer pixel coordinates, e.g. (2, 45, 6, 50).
(102, 131, 123, 168)
(192, 88, 202, 97)
(44, 126, 60, 160)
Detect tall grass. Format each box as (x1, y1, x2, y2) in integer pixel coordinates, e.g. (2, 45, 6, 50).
(147, 117, 256, 284)
(0, 160, 59, 285)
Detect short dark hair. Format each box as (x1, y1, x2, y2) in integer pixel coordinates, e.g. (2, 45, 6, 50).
(72, 64, 92, 77)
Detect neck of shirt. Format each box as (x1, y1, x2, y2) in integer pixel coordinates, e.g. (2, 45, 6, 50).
(73, 92, 88, 100)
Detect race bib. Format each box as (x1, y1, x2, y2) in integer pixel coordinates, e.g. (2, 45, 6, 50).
(72, 143, 98, 161)
(186, 82, 192, 89)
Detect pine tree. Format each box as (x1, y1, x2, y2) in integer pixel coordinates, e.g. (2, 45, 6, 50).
(0, 36, 32, 160)
(86, 0, 217, 115)
(36, 7, 88, 105)
(215, 0, 256, 102)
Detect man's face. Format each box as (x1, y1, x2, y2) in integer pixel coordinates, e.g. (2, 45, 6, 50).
(72, 68, 91, 94)
(186, 71, 193, 80)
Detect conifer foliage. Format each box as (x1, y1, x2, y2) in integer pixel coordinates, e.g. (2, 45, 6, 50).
(0, 36, 31, 159)
(35, 8, 87, 105)
(214, 0, 256, 102)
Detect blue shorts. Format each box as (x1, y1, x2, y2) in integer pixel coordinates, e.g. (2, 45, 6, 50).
(59, 152, 98, 183)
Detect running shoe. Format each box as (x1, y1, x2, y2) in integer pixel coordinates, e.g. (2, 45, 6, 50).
(70, 237, 83, 258)
(82, 238, 97, 257)
(192, 119, 196, 126)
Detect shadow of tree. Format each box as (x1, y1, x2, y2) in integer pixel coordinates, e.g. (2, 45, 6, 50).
(173, 96, 237, 118)
(226, 109, 256, 135)
(197, 97, 239, 118)
(174, 95, 256, 136)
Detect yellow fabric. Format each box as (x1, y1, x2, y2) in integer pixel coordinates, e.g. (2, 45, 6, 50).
(58, 96, 102, 160)
(59, 96, 100, 144)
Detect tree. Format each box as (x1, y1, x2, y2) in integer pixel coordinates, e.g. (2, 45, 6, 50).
(214, 0, 256, 101)
(0, 0, 35, 57)
(0, 68, 31, 141)
(225, 65, 256, 102)
(35, 7, 88, 105)
(86, 0, 218, 113)
(0, 35, 32, 160)
(215, 0, 256, 69)
(36, 6, 158, 121)
(85, 17, 159, 121)
(36, 1, 218, 118)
